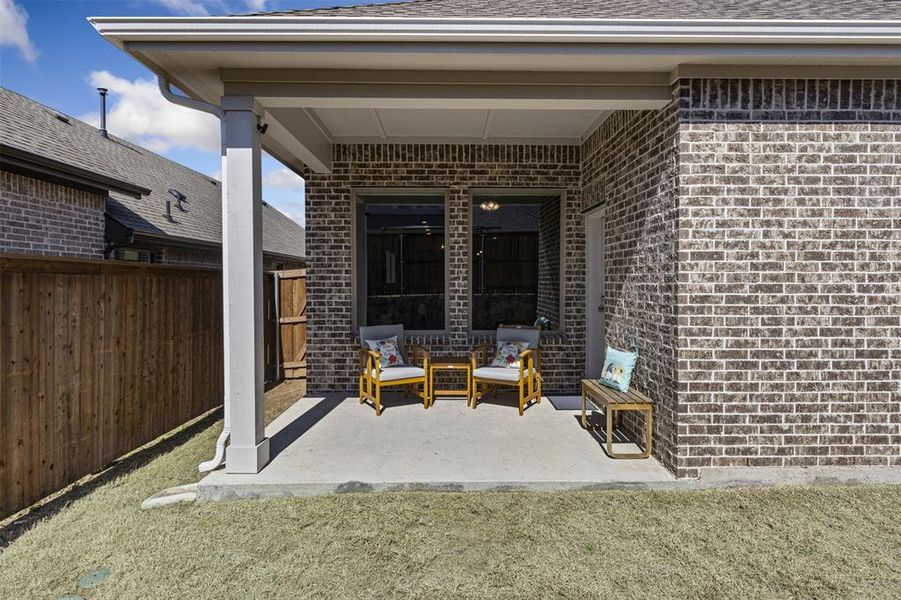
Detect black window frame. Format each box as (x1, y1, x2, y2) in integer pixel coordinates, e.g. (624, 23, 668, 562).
(353, 189, 449, 334)
(468, 189, 564, 335)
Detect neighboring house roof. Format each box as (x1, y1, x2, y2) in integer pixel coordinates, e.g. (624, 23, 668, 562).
(0, 87, 305, 261)
(250, 0, 901, 20)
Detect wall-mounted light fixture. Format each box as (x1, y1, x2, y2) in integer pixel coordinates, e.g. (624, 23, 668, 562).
(479, 199, 500, 212)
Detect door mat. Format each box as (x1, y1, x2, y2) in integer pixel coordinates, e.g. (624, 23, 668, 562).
(547, 395, 583, 410)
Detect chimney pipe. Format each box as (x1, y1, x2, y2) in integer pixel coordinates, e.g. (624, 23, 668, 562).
(97, 88, 109, 138)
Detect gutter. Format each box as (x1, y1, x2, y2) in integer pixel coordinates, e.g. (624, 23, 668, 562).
(131, 229, 224, 252)
(130, 230, 307, 264)
(1, 144, 150, 198)
(89, 16, 901, 45)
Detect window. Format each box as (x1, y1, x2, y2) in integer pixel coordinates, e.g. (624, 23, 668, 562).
(471, 193, 561, 331)
(356, 193, 446, 330)
(112, 248, 160, 263)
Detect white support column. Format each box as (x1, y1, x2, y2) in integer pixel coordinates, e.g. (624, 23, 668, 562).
(222, 95, 269, 473)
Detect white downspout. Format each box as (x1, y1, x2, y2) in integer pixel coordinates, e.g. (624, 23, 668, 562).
(158, 76, 230, 473)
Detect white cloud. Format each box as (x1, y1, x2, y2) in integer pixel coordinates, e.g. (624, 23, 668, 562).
(263, 165, 305, 226)
(267, 194, 305, 227)
(148, 0, 211, 15)
(0, 0, 37, 63)
(209, 166, 305, 193)
(206, 165, 304, 225)
(147, 0, 266, 15)
(80, 71, 220, 154)
(263, 167, 305, 191)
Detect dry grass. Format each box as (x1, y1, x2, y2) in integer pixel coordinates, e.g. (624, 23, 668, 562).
(264, 379, 307, 424)
(1, 382, 899, 598)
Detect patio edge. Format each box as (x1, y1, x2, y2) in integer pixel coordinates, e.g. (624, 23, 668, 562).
(189, 466, 901, 502)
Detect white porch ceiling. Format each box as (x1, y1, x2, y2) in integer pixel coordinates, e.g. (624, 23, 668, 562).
(310, 107, 606, 144)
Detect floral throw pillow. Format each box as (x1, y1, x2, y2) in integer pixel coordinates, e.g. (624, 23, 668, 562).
(365, 336, 405, 369)
(490, 341, 530, 369)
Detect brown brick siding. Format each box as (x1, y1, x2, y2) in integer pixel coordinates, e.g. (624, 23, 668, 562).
(537, 195, 561, 329)
(680, 79, 900, 124)
(675, 79, 901, 476)
(0, 170, 105, 258)
(305, 144, 584, 393)
(580, 102, 682, 472)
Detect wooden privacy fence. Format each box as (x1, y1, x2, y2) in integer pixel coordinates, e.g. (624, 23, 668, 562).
(0, 255, 223, 519)
(274, 269, 307, 380)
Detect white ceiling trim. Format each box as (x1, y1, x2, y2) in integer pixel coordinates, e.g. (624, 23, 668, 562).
(220, 69, 672, 86)
(301, 107, 333, 143)
(369, 109, 388, 139)
(481, 110, 496, 139)
(330, 135, 583, 146)
(264, 107, 332, 172)
(243, 81, 672, 110)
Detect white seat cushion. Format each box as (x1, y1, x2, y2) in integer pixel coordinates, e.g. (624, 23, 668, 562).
(472, 366, 523, 383)
(369, 366, 425, 382)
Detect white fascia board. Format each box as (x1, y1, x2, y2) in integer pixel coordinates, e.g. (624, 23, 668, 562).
(89, 16, 901, 45)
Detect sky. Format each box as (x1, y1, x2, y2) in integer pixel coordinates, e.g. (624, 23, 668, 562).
(0, 0, 384, 226)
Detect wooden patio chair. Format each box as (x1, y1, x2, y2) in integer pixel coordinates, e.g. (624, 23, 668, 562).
(471, 325, 542, 415)
(358, 324, 429, 416)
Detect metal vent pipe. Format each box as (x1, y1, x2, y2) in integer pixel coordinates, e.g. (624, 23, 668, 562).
(97, 88, 109, 138)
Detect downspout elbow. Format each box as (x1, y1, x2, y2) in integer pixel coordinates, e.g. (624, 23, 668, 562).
(157, 76, 224, 119)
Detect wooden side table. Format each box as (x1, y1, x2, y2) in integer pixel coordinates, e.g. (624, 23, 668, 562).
(428, 357, 472, 407)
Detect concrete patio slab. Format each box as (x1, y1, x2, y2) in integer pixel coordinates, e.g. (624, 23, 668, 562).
(192, 395, 901, 503)
(197, 393, 678, 500)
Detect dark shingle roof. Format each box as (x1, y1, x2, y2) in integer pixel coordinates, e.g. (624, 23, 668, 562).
(0, 87, 305, 260)
(252, 0, 901, 20)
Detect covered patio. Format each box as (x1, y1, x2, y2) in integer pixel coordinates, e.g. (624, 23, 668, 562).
(196, 393, 675, 499)
(92, 14, 684, 477)
(91, 10, 901, 483)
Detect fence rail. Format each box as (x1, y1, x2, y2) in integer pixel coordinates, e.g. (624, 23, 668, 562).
(0, 255, 224, 519)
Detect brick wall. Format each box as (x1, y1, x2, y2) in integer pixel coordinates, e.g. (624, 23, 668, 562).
(675, 79, 901, 476)
(305, 144, 584, 393)
(0, 170, 105, 258)
(536, 195, 561, 329)
(580, 104, 682, 472)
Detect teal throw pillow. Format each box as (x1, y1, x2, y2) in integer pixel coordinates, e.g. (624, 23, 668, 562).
(599, 346, 638, 393)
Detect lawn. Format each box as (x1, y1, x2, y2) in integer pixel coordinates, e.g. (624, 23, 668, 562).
(0, 383, 899, 599)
